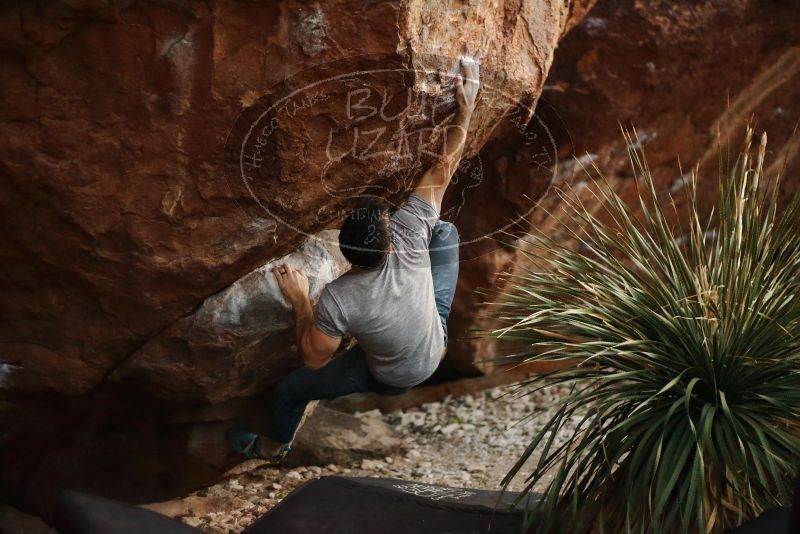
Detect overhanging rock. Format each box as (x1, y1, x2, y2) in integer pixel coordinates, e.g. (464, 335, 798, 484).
(111, 231, 348, 403)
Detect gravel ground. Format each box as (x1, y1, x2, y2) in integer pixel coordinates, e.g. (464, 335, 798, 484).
(174, 383, 575, 533)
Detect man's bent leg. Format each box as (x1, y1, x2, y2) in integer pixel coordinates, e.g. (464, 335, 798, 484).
(429, 221, 460, 343)
(265, 345, 399, 444)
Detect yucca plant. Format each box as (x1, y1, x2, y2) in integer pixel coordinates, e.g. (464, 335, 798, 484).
(492, 129, 800, 533)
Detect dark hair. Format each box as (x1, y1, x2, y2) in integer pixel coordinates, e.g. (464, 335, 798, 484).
(339, 198, 391, 268)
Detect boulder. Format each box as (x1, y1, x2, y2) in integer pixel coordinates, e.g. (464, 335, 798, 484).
(287, 405, 408, 467)
(110, 230, 348, 403)
(0, 0, 589, 515)
(0, 0, 579, 399)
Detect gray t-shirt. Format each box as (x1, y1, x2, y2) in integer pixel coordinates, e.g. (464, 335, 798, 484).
(314, 194, 445, 388)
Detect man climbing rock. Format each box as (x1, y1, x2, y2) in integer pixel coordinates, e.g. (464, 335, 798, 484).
(228, 58, 480, 461)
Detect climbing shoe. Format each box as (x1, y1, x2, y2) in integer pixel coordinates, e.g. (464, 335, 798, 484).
(225, 427, 291, 464)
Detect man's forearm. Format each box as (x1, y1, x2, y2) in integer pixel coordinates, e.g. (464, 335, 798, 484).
(413, 58, 479, 208)
(291, 296, 315, 364)
(441, 108, 472, 173)
(413, 107, 473, 208)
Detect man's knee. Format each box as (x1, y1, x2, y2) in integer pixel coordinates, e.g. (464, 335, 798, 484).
(431, 221, 459, 266)
(433, 221, 459, 245)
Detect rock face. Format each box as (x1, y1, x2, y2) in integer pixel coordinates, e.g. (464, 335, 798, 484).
(445, 0, 800, 370)
(0, 0, 587, 516)
(539, 0, 800, 220)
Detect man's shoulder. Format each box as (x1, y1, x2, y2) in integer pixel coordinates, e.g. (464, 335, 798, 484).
(319, 269, 377, 325)
(391, 194, 438, 226)
(390, 194, 437, 255)
(324, 268, 370, 298)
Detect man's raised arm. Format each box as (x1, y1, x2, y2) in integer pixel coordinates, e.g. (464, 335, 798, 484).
(413, 57, 480, 212)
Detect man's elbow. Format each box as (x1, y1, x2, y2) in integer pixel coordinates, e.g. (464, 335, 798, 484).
(304, 357, 327, 370)
(301, 348, 330, 370)
(297, 329, 338, 370)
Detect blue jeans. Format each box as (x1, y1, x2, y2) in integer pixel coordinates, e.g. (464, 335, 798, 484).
(266, 221, 460, 444)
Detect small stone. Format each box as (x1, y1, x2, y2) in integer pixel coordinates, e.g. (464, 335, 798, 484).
(384, 456, 393, 464)
(360, 459, 378, 470)
(285, 471, 302, 481)
(270, 482, 282, 490)
(183, 517, 202, 528)
(467, 463, 485, 473)
(424, 402, 441, 412)
(441, 423, 459, 435)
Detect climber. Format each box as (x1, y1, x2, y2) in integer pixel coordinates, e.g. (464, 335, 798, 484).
(227, 57, 480, 462)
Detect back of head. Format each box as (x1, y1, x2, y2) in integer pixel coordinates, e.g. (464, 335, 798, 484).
(339, 198, 391, 268)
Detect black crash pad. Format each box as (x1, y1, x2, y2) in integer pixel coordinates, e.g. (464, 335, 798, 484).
(243, 476, 532, 534)
(726, 507, 793, 534)
(50, 476, 797, 534)
(53, 491, 202, 534)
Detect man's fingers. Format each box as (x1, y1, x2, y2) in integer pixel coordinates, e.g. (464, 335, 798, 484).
(465, 65, 479, 84)
(273, 263, 290, 282)
(460, 59, 479, 85)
